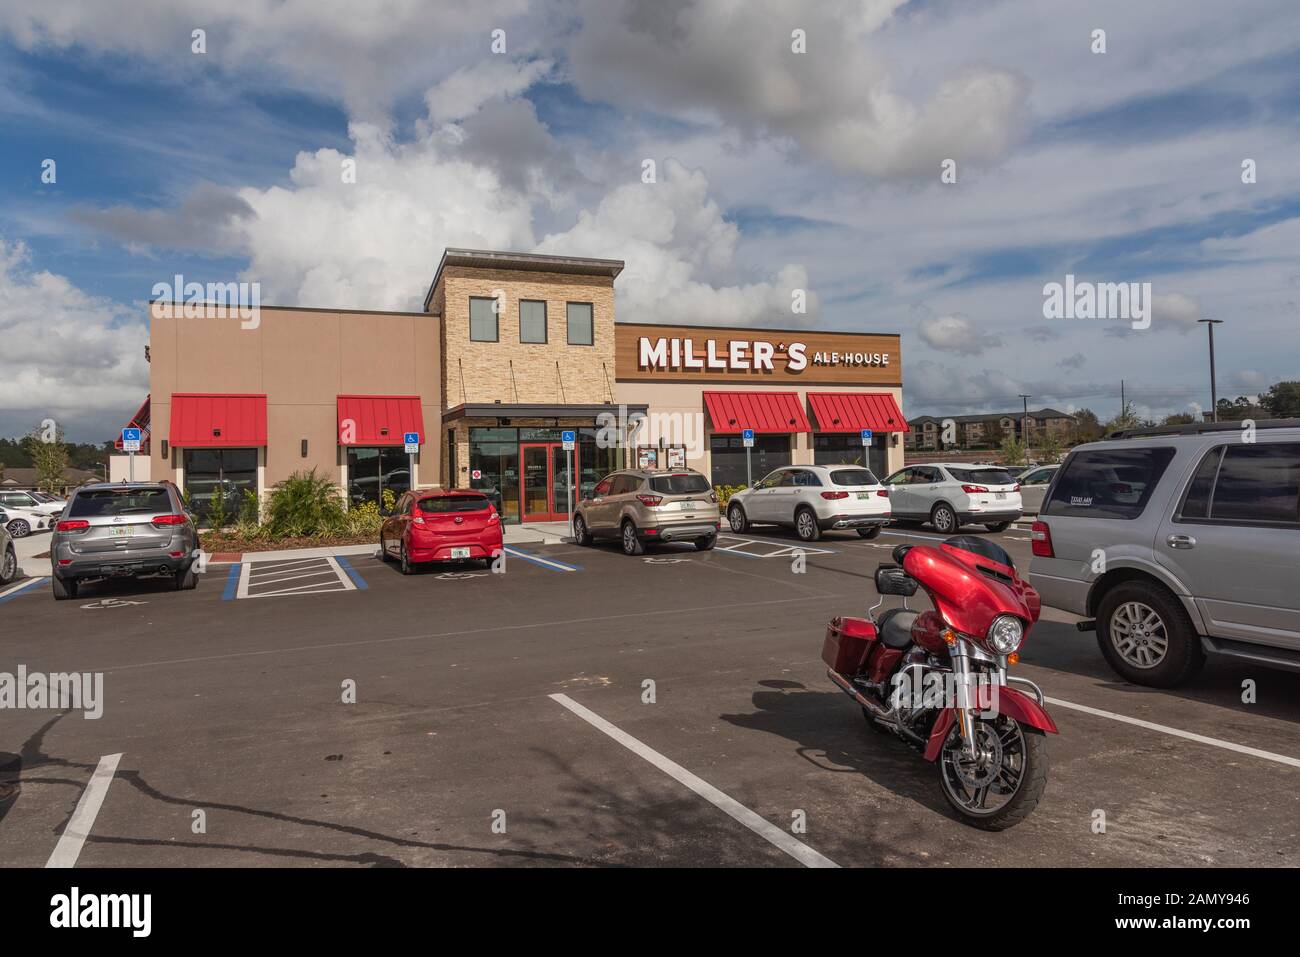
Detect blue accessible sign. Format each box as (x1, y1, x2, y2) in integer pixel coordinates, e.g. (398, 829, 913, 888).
(403, 432, 420, 454)
(860, 428, 873, 445)
(742, 428, 755, 448)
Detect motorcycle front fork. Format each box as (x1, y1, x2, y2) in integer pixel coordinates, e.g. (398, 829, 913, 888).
(950, 639, 1007, 760)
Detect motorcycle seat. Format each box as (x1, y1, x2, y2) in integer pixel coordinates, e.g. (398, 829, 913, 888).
(877, 608, 919, 649)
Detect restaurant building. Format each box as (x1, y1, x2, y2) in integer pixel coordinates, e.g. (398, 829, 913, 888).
(139, 249, 907, 523)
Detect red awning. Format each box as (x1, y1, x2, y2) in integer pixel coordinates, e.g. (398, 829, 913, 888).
(703, 391, 811, 434)
(169, 394, 267, 447)
(808, 392, 910, 433)
(337, 395, 425, 446)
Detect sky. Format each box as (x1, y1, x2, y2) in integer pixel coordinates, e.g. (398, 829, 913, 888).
(1, 0, 1298, 442)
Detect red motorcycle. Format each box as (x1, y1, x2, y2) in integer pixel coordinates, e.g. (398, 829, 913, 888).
(822, 535, 1057, 830)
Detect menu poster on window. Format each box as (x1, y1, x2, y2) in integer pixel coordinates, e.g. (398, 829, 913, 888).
(666, 446, 686, 469)
(637, 446, 660, 469)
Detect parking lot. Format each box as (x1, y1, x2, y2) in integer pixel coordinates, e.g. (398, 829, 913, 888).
(1, 523, 1297, 868)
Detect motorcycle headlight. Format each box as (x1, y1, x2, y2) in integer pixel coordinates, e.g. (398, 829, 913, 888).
(987, 615, 1024, 655)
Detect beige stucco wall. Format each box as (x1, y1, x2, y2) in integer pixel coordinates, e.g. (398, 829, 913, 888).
(437, 266, 617, 408)
(614, 380, 907, 478)
(148, 304, 442, 493)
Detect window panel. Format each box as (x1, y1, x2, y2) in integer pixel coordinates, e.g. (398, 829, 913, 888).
(1209, 443, 1300, 524)
(520, 300, 547, 343)
(469, 296, 498, 342)
(567, 302, 593, 345)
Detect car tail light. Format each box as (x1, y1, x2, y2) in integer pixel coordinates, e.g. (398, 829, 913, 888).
(709, 491, 718, 503)
(820, 490, 849, 500)
(56, 519, 90, 532)
(169, 550, 184, 558)
(636, 494, 663, 507)
(961, 485, 989, 494)
(1013, 484, 1021, 492)
(151, 514, 187, 527)
(1030, 521, 1054, 558)
(1110, 482, 1132, 494)
(876, 489, 889, 497)
(488, 510, 500, 524)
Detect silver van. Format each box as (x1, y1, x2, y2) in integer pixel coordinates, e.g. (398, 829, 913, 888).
(1028, 420, 1300, 686)
(49, 481, 200, 600)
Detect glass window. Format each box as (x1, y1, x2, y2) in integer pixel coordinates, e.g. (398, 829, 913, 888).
(416, 493, 491, 513)
(709, 434, 791, 487)
(578, 428, 618, 499)
(1209, 444, 1300, 525)
(468, 427, 519, 523)
(184, 448, 257, 517)
(69, 487, 171, 517)
(947, 466, 1017, 486)
(813, 433, 887, 477)
(1177, 448, 1222, 520)
(1043, 448, 1175, 520)
(520, 300, 547, 343)
(830, 468, 878, 487)
(346, 447, 410, 507)
(884, 469, 911, 485)
(567, 302, 594, 345)
(649, 473, 711, 495)
(469, 296, 498, 342)
(791, 469, 822, 487)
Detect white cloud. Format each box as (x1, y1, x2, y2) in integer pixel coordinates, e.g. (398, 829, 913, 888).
(916, 314, 1002, 355)
(424, 58, 552, 125)
(0, 239, 147, 437)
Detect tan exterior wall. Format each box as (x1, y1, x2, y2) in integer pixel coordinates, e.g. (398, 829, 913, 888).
(148, 305, 442, 494)
(614, 380, 906, 479)
(437, 266, 616, 408)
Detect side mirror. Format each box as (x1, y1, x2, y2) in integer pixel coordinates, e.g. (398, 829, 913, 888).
(874, 563, 919, 597)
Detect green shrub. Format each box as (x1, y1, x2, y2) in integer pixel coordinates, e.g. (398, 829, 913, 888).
(712, 484, 747, 506)
(238, 488, 260, 525)
(345, 500, 384, 536)
(263, 468, 346, 537)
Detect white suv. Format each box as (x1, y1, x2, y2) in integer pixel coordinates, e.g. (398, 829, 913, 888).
(726, 465, 891, 541)
(882, 463, 1022, 533)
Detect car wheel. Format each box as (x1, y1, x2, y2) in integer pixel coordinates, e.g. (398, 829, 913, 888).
(175, 563, 198, 591)
(694, 534, 716, 551)
(985, 522, 1011, 533)
(930, 504, 957, 534)
(727, 503, 748, 533)
(621, 520, 644, 556)
(572, 513, 593, 546)
(857, 526, 882, 539)
(1096, 580, 1204, 687)
(399, 541, 415, 575)
(52, 575, 78, 601)
(795, 507, 821, 542)
(0, 546, 16, 585)
(7, 519, 30, 539)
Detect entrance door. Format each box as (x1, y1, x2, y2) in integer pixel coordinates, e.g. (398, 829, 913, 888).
(520, 442, 579, 522)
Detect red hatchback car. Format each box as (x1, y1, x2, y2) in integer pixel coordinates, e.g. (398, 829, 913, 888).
(380, 489, 503, 573)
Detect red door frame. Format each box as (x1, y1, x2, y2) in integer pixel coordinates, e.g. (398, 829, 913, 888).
(519, 442, 580, 523)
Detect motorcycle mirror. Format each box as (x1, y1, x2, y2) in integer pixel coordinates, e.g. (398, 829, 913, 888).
(874, 563, 919, 597)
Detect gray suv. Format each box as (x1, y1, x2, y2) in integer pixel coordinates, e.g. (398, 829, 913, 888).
(50, 481, 200, 600)
(1028, 420, 1300, 686)
(574, 468, 721, 555)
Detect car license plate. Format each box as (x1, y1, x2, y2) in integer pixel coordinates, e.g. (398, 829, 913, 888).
(856, 492, 871, 499)
(451, 547, 471, 559)
(110, 526, 133, 537)
(995, 492, 1006, 500)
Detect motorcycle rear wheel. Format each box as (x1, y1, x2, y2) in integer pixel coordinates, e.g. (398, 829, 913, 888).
(938, 716, 1048, 831)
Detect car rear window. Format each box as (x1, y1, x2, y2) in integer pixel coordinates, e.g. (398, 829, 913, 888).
(1043, 448, 1175, 520)
(417, 494, 491, 513)
(830, 468, 878, 487)
(947, 467, 1016, 486)
(649, 473, 710, 495)
(69, 488, 172, 517)
(1179, 443, 1300, 525)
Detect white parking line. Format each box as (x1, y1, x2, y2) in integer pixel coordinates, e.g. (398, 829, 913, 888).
(0, 576, 48, 602)
(1045, 696, 1300, 769)
(236, 557, 357, 599)
(46, 752, 122, 868)
(550, 693, 839, 868)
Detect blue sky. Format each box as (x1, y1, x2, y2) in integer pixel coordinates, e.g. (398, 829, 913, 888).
(2, 0, 1298, 440)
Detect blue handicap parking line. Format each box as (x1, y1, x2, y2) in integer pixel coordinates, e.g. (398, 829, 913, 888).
(221, 564, 241, 601)
(0, 576, 47, 604)
(335, 556, 368, 589)
(502, 546, 582, 572)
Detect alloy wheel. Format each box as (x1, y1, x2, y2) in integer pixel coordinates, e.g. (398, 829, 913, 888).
(8, 520, 30, 538)
(796, 510, 816, 540)
(932, 507, 955, 534)
(728, 505, 745, 532)
(622, 523, 636, 554)
(1109, 600, 1168, 669)
(939, 716, 1028, 817)
(1, 548, 15, 582)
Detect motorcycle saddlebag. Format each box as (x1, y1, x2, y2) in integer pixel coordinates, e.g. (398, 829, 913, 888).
(822, 616, 878, 675)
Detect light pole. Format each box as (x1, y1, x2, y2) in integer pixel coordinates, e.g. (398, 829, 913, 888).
(1198, 319, 1224, 422)
(1018, 393, 1031, 462)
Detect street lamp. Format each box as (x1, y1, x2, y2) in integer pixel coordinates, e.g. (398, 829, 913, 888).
(1198, 319, 1224, 422)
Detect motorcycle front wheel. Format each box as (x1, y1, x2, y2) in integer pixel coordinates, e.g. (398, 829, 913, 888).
(938, 715, 1048, 831)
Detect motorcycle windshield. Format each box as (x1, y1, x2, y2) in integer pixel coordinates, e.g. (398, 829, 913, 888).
(902, 543, 1040, 638)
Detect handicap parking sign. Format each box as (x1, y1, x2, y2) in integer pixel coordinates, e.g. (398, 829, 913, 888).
(860, 428, 873, 445)
(742, 428, 755, 448)
(403, 431, 420, 453)
(561, 430, 576, 451)
(121, 427, 142, 452)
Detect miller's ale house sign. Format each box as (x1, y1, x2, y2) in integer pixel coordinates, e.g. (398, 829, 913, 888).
(614, 323, 901, 386)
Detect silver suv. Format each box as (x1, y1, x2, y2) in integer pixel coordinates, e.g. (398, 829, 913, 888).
(1028, 420, 1300, 686)
(49, 481, 200, 600)
(573, 468, 721, 555)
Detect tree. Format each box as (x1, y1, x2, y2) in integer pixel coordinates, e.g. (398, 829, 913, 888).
(23, 422, 69, 492)
(1161, 412, 1196, 426)
(1037, 430, 1064, 464)
(1106, 402, 1140, 433)
(1070, 408, 1103, 444)
(1260, 381, 1300, 418)
(1000, 435, 1028, 467)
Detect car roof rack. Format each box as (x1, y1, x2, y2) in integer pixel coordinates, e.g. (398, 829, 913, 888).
(1105, 418, 1300, 440)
